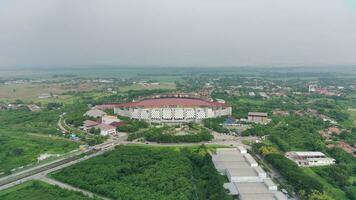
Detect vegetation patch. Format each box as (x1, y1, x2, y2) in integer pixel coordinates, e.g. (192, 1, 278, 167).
(127, 124, 213, 143)
(51, 145, 231, 200)
(0, 180, 98, 200)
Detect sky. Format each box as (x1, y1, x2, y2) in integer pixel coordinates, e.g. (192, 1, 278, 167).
(0, 0, 356, 68)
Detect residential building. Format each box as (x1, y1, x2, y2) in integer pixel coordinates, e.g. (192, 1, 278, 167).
(95, 124, 116, 136)
(248, 112, 268, 124)
(82, 120, 99, 131)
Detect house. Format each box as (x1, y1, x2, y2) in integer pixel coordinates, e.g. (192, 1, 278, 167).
(84, 109, 107, 118)
(101, 115, 121, 125)
(95, 124, 116, 136)
(273, 109, 289, 116)
(27, 104, 41, 112)
(82, 120, 99, 131)
(109, 121, 127, 128)
(248, 112, 268, 124)
(285, 151, 335, 167)
(327, 127, 341, 135)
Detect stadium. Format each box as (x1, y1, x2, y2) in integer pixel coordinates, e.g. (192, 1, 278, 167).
(96, 96, 232, 123)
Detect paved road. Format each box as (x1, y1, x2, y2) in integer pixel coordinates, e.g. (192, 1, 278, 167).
(41, 177, 112, 200)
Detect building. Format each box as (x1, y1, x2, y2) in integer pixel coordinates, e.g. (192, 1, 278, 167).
(101, 115, 121, 125)
(248, 112, 268, 124)
(96, 96, 231, 123)
(95, 124, 116, 136)
(285, 151, 335, 167)
(82, 120, 99, 131)
(212, 148, 287, 200)
(84, 109, 107, 118)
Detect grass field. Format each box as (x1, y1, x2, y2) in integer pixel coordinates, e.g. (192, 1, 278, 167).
(118, 82, 175, 92)
(0, 130, 79, 173)
(0, 109, 80, 174)
(0, 180, 98, 200)
(302, 168, 348, 200)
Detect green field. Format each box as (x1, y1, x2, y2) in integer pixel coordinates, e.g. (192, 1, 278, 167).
(0, 109, 80, 174)
(302, 168, 349, 200)
(51, 145, 232, 200)
(0, 180, 98, 200)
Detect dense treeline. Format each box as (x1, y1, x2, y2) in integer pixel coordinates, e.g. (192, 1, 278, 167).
(51, 145, 231, 200)
(116, 116, 149, 132)
(202, 116, 229, 133)
(244, 115, 327, 151)
(128, 127, 213, 143)
(264, 153, 324, 195)
(0, 180, 99, 200)
(252, 142, 355, 200)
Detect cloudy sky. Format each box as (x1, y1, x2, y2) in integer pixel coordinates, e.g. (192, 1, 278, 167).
(0, 0, 356, 68)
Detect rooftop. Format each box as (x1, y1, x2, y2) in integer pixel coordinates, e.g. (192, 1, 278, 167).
(289, 151, 326, 157)
(248, 112, 268, 117)
(96, 97, 228, 108)
(83, 120, 99, 127)
(95, 123, 116, 131)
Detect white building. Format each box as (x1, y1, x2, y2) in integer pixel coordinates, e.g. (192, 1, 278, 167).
(96, 97, 232, 123)
(212, 148, 287, 200)
(285, 151, 335, 167)
(95, 124, 116, 136)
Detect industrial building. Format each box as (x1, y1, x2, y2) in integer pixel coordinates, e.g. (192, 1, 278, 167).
(95, 96, 232, 123)
(212, 148, 287, 200)
(285, 151, 335, 167)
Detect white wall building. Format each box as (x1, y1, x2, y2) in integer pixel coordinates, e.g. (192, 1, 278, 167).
(97, 97, 232, 123)
(285, 151, 335, 167)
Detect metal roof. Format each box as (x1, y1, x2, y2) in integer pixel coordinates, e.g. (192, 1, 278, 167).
(96, 97, 228, 108)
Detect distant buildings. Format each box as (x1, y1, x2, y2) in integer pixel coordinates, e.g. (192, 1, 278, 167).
(285, 151, 335, 167)
(212, 148, 287, 200)
(38, 93, 52, 99)
(248, 112, 268, 124)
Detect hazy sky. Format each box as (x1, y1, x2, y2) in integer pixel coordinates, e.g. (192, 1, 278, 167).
(0, 0, 356, 68)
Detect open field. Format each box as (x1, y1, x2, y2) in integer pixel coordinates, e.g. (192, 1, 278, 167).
(0, 82, 110, 102)
(0, 180, 98, 200)
(0, 109, 80, 173)
(0, 130, 79, 174)
(302, 168, 348, 200)
(118, 82, 176, 92)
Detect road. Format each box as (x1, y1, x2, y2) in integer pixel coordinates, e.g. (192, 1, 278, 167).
(0, 141, 117, 191)
(40, 177, 112, 200)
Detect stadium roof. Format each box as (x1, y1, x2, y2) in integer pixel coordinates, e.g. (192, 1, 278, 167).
(96, 97, 228, 109)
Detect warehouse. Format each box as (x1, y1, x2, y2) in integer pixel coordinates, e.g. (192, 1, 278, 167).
(96, 96, 232, 123)
(212, 148, 287, 200)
